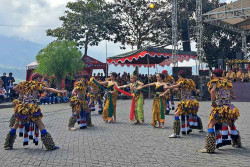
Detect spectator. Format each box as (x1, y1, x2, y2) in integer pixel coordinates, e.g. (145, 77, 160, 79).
(244, 68, 250, 82)
(0, 79, 6, 103)
(1, 72, 7, 89)
(9, 84, 19, 100)
(236, 68, 244, 82)
(226, 69, 236, 82)
(6, 72, 15, 97)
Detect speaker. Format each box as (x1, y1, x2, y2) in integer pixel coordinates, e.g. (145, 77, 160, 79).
(181, 20, 191, 52)
(218, 59, 226, 70)
(172, 67, 192, 79)
(236, 52, 244, 60)
(199, 70, 209, 76)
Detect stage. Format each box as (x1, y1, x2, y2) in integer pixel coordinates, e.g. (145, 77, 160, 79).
(233, 82, 250, 102)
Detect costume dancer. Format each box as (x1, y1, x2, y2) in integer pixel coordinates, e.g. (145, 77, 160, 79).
(68, 77, 90, 130)
(199, 69, 241, 153)
(161, 70, 202, 138)
(118, 74, 144, 124)
(95, 72, 118, 123)
(88, 78, 103, 114)
(162, 70, 175, 114)
(138, 73, 167, 128)
(4, 73, 65, 150)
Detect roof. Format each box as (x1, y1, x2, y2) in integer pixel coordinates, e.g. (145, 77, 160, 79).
(107, 46, 196, 67)
(203, 0, 250, 32)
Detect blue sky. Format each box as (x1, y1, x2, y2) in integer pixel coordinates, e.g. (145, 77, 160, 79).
(0, 0, 236, 75)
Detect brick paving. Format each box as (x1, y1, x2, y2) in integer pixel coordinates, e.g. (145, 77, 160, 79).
(0, 100, 249, 167)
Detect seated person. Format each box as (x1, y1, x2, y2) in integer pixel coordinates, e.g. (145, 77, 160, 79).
(226, 69, 236, 81)
(0, 79, 6, 103)
(236, 69, 245, 82)
(244, 68, 250, 82)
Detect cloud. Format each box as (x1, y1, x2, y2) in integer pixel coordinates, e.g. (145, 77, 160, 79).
(0, 0, 77, 44)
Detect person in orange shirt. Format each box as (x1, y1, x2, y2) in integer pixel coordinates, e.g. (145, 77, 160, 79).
(226, 69, 236, 82)
(236, 69, 245, 82)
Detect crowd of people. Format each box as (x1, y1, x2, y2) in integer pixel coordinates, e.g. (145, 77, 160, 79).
(225, 68, 250, 82)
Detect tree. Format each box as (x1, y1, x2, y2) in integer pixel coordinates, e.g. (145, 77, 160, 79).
(47, 0, 116, 55)
(36, 40, 84, 89)
(110, 0, 172, 49)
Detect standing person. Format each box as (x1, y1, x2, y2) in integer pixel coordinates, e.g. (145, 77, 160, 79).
(6, 73, 15, 97)
(68, 77, 90, 130)
(95, 72, 118, 123)
(88, 78, 103, 114)
(119, 74, 144, 124)
(161, 70, 202, 138)
(138, 73, 167, 128)
(4, 73, 66, 150)
(1, 72, 7, 89)
(162, 70, 175, 114)
(199, 69, 241, 153)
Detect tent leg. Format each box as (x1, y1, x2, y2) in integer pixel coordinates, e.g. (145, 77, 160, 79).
(147, 55, 150, 99)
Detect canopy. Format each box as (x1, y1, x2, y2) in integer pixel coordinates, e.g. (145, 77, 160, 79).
(107, 46, 196, 67)
(81, 55, 108, 76)
(203, 0, 250, 32)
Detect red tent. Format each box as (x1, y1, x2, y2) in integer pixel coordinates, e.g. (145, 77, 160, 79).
(81, 55, 108, 76)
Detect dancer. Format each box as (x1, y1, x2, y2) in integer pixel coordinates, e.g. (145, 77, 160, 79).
(4, 73, 66, 150)
(118, 74, 144, 124)
(68, 76, 90, 130)
(199, 69, 241, 153)
(138, 73, 167, 128)
(88, 78, 103, 114)
(162, 70, 175, 114)
(94, 72, 118, 123)
(161, 70, 201, 138)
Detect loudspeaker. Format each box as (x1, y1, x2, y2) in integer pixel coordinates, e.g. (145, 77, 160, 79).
(218, 59, 226, 70)
(199, 70, 209, 76)
(181, 20, 191, 52)
(172, 67, 192, 79)
(236, 52, 244, 60)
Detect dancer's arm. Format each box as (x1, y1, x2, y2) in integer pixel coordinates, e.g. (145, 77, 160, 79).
(160, 83, 180, 96)
(137, 83, 155, 90)
(44, 87, 67, 96)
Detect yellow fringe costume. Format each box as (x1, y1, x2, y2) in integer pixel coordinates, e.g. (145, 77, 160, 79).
(152, 83, 166, 126)
(176, 78, 199, 115)
(207, 77, 239, 125)
(102, 83, 118, 121)
(13, 81, 47, 122)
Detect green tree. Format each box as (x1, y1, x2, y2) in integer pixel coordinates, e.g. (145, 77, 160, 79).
(110, 0, 172, 49)
(36, 40, 84, 89)
(47, 0, 115, 55)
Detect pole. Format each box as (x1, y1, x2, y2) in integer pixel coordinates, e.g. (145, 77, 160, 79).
(147, 55, 151, 99)
(105, 41, 108, 79)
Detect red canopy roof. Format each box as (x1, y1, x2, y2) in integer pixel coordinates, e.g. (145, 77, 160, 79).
(81, 55, 107, 75)
(107, 47, 196, 67)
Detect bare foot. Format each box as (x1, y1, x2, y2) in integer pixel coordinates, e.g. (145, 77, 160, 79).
(141, 120, 145, 124)
(161, 125, 165, 129)
(68, 127, 76, 131)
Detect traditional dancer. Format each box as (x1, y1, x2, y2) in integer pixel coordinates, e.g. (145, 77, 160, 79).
(68, 77, 91, 130)
(199, 69, 241, 153)
(88, 78, 103, 114)
(94, 72, 118, 123)
(138, 73, 167, 128)
(161, 70, 202, 138)
(4, 73, 65, 150)
(118, 74, 144, 124)
(162, 70, 175, 114)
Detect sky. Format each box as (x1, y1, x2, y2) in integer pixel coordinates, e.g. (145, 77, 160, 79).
(0, 0, 237, 75)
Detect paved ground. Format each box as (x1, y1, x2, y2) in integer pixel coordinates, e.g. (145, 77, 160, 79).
(0, 100, 249, 167)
